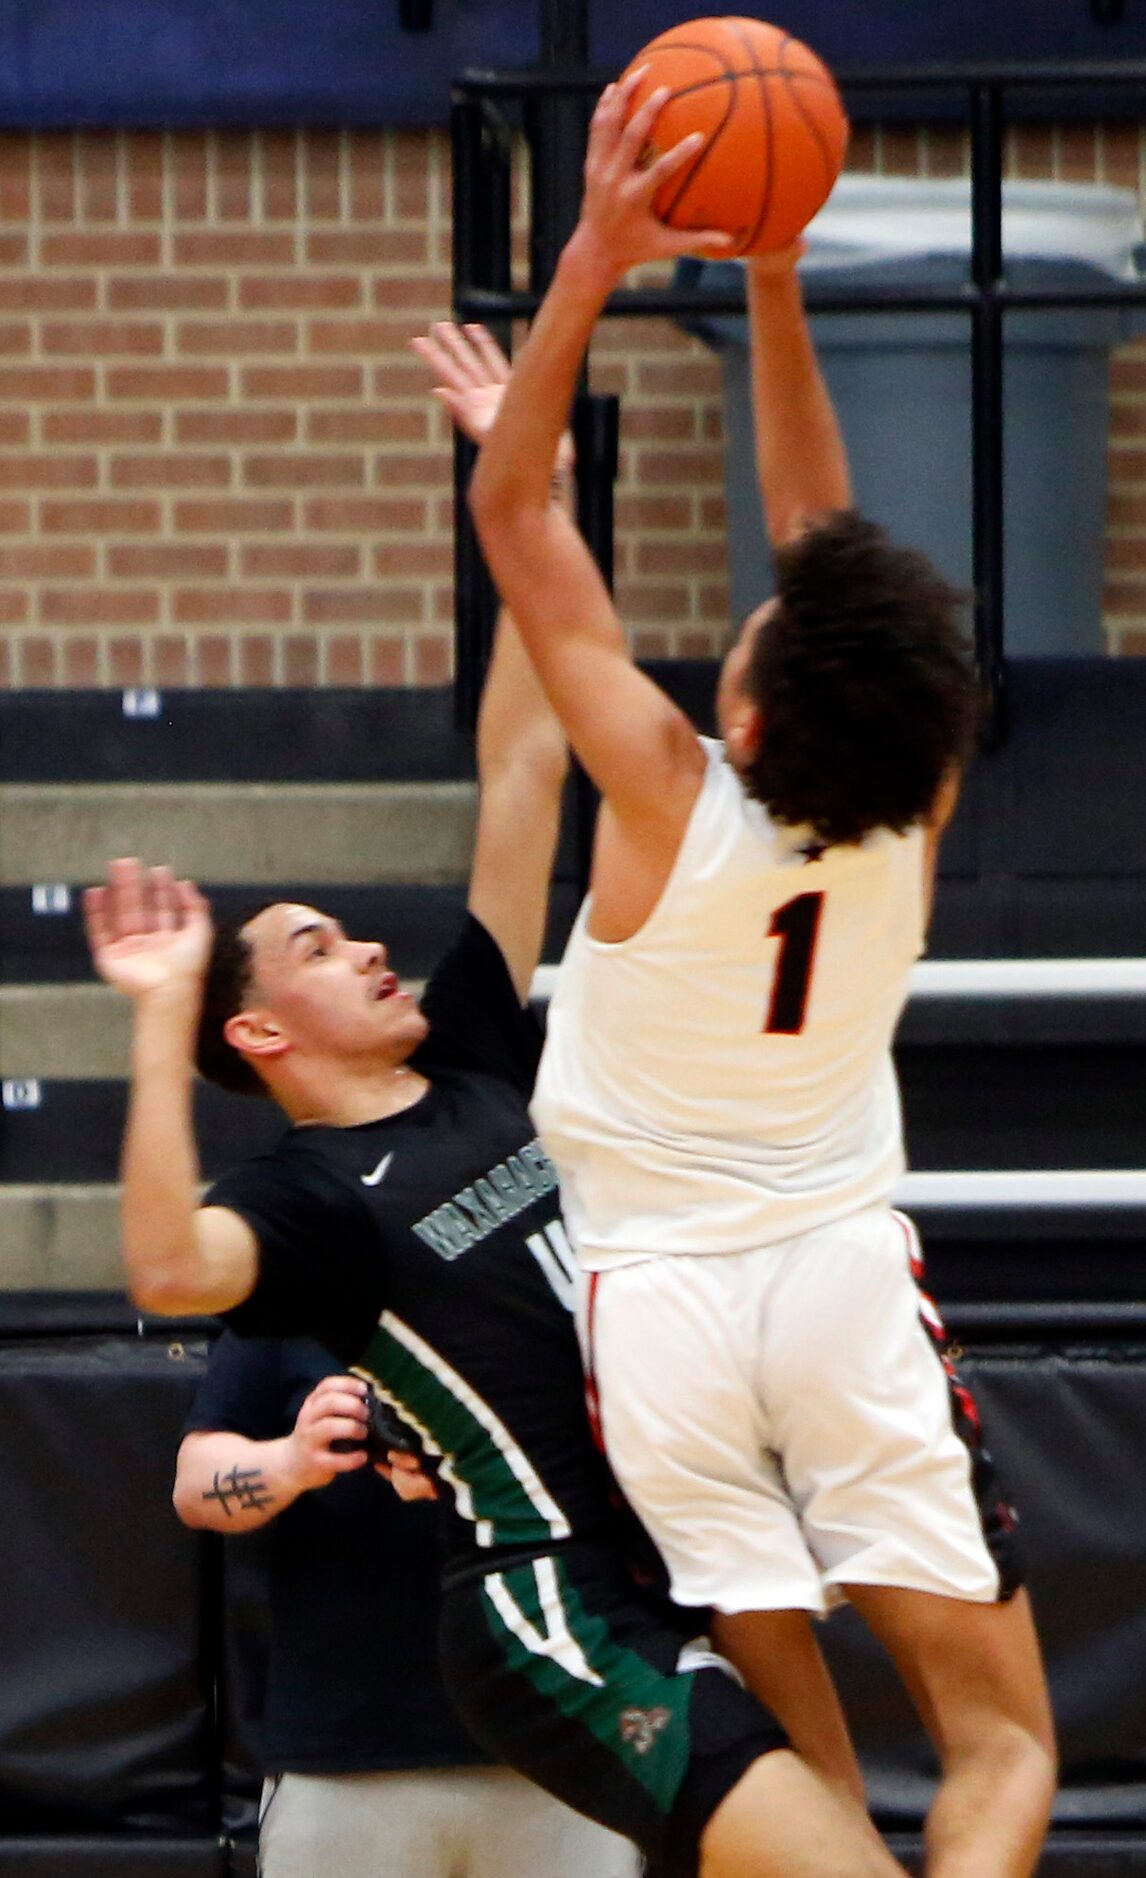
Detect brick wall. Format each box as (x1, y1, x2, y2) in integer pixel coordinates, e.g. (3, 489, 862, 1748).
(0, 118, 1143, 688)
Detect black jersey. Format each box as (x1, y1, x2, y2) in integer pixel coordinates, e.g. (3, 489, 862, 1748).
(213, 915, 621, 1582)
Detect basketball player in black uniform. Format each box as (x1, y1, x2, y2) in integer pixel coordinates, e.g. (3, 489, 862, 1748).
(83, 352, 907, 1878)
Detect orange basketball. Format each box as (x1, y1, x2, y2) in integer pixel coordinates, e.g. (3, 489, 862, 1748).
(619, 16, 848, 255)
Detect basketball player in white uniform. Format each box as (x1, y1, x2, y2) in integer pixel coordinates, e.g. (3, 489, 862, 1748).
(463, 70, 1057, 1878)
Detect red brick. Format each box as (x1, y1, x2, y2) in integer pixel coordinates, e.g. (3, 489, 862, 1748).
(391, 133, 430, 221)
(0, 277, 96, 311)
(242, 365, 361, 400)
(636, 539, 727, 576)
(176, 498, 293, 531)
(177, 319, 298, 355)
(0, 134, 31, 220)
(42, 232, 160, 266)
(176, 409, 296, 445)
(844, 125, 877, 174)
(631, 628, 671, 659)
(1115, 629, 1146, 653)
(1010, 125, 1056, 181)
(615, 581, 690, 622)
(238, 632, 276, 683)
(43, 320, 164, 356)
(0, 545, 95, 578)
(1106, 537, 1146, 571)
(412, 633, 450, 683)
(259, 132, 299, 221)
(368, 633, 406, 684)
(303, 587, 423, 623)
(0, 590, 29, 623)
(305, 496, 426, 531)
(153, 634, 191, 685)
(303, 131, 343, 221)
(283, 633, 320, 685)
(110, 453, 231, 488)
(0, 321, 30, 354)
(348, 133, 386, 221)
(240, 274, 361, 310)
(371, 541, 452, 578)
(40, 587, 159, 624)
(306, 230, 426, 266)
(0, 455, 97, 488)
(699, 495, 726, 530)
(308, 408, 427, 445)
(371, 453, 450, 489)
(77, 130, 120, 221)
(244, 454, 364, 488)
(698, 581, 730, 617)
(174, 586, 293, 624)
(430, 583, 455, 625)
(20, 634, 58, 681)
(1059, 125, 1097, 184)
(107, 365, 229, 400)
(922, 128, 967, 179)
(109, 544, 230, 578)
(636, 447, 725, 486)
(108, 636, 146, 684)
(109, 274, 229, 311)
(1111, 405, 1146, 441)
(242, 543, 359, 577)
(43, 498, 160, 532)
(0, 366, 95, 399)
(62, 635, 101, 684)
(175, 231, 295, 267)
(170, 133, 209, 219)
(43, 409, 164, 444)
(34, 134, 77, 221)
(125, 134, 165, 220)
(372, 360, 432, 399)
(325, 631, 365, 684)
(1100, 122, 1141, 189)
(195, 633, 235, 686)
(623, 407, 697, 442)
(310, 318, 409, 353)
(0, 413, 29, 444)
(212, 132, 253, 221)
(1107, 493, 1146, 527)
(369, 274, 451, 312)
(879, 125, 923, 177)
(0, 635, 10, 686)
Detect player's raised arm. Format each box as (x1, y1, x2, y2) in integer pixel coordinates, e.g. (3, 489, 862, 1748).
(413, 322, 569, 1001)
(468, 75, 729, 836)
(745, 248, 852, 548)
(84, 859, 258, 1316)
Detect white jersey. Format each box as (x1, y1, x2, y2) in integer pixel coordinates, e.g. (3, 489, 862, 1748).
(532, 737, 926, 1269)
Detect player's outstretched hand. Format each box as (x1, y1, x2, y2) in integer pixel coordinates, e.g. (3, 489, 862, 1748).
(285, 1374, 372, 1492)
(576, 68, 733, 278)
(411, 321, 576, 482)
(84, 857, 213, 1001)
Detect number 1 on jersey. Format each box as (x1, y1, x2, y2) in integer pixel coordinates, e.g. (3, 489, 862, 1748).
(764, 892, 825, 1034)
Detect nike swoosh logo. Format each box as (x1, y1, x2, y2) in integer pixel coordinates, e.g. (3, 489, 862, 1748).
(361, 1152, 395, 1187)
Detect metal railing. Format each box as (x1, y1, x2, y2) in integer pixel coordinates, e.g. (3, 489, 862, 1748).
(451, 59, 1146, 730)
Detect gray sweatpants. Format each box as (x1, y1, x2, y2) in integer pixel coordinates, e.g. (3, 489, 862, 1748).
(258, 1764, 640, 1878)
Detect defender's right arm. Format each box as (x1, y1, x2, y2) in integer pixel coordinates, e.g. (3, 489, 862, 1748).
(84, 858, 258, 1317)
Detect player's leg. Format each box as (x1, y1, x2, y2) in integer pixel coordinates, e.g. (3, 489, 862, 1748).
(585, 1253, 866, 1803)
(840, 1583, 1055, 1878)
(458, 1764, 639, 1878)
(699, 1750, 908, 1878)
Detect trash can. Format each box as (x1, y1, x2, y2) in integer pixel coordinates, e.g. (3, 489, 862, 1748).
(679, 177, 1146, 655)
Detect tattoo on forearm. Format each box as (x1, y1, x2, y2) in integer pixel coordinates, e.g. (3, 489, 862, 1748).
(202, 1466, 274, 1517)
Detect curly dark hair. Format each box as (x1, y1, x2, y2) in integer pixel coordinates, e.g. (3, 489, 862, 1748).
(195, 907, 274, 1098)
(741, 511, 981, 847)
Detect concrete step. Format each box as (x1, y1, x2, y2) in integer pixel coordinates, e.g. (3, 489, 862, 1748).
(1, 984, 132, 1080)
(0, 1184, 122, 1290)
(0, 781, 477, 887)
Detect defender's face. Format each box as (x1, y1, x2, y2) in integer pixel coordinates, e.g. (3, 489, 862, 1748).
(239, 902, 429, 1065)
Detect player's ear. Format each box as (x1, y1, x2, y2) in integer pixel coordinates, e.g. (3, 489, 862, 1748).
(724, 698, 764, 767)
(224, 1009, 290, 1064)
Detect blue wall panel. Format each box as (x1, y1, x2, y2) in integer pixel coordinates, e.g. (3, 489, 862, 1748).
(0, 1, 1143, 129)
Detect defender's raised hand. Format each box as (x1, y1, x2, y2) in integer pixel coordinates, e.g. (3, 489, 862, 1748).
(412, 320, 576, 482)
(84, 857, 212, 1000)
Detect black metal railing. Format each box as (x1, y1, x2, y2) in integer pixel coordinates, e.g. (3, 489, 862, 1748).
(451, 58, 1146, 734)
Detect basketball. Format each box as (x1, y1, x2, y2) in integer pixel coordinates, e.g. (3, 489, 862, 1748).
(619, 16, 848, 255)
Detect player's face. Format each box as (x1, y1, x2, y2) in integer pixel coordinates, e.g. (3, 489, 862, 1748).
(716, 599, 773, 755)
(239, 902, 429, 1065)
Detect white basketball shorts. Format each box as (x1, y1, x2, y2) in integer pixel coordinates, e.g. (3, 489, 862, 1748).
(583, 1206, 1022, 1617)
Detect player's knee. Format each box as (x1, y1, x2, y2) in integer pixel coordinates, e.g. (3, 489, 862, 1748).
(947, 1711, 1057, 1799)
